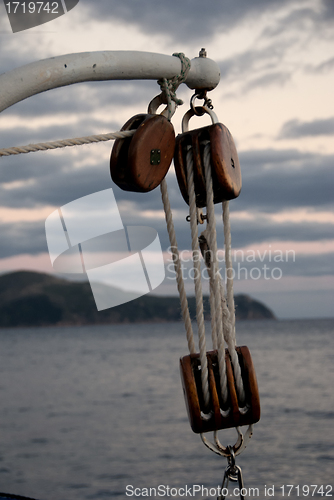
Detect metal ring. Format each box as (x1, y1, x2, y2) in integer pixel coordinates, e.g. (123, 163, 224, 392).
(190, 94, 206, 116)
(190, 92, 213, 115)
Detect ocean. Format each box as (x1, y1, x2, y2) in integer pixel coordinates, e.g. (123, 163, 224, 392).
(0, 319, 333, 500)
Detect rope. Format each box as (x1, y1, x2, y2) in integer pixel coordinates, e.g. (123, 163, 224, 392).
(223, 201, 236, 336)
(0, 130, 136, 157)
(158, 53, 191, 121)
(202, 143, 245, 405)
(201, 143, 228, 404)
(185, 147, 210, 408)
(160, 178, 196, 355)
(199, 233, 218, 351)
(155, 52, 196, 353)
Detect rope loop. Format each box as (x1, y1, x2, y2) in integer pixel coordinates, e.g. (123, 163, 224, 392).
(157, 52, 191, 121)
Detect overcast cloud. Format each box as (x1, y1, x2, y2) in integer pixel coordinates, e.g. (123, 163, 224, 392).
(279, 118, 334, 139)
(0, 0, 333, 318)
(83, 0, 334, 42)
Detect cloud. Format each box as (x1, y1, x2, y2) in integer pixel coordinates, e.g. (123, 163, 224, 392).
(228, 217, 334, 249)
(320, 0, 334, 20)
(1, 155, 333, 260)
(77, 0, 334, 48)
(1, 0, 328, 47)
(0, 220, 48, 257)
(306, 56, 334, 74)
(260, 7, 318, 38)
(278, 118, 334, 139)
(82, 0, 287, 42)
(1, 205, 333, 281)
(243, 71, 291, 92)
(0, 119, 117, 152)
(0, 80, 157, 119)
(237, 149, 334, 211)
(219, 43, 289, 78)
(1, 146, 333, 217)
(260, 2, 334, 39)
(218, 41, 293, 94)
(1, 144, 333, 272)
(224, 252, 334, 279)
(0, 157, 113, 208)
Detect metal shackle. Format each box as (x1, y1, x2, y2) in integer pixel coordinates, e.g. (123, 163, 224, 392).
(181, 105, 219, 133)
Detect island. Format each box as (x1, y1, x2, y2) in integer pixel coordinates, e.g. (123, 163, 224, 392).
(0, 271, 276, 327)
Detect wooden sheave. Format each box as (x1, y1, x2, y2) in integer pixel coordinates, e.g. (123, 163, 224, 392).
(110, 114, 175, 193)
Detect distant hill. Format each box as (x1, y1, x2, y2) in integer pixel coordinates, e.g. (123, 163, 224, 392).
(0, 271, 276, 328)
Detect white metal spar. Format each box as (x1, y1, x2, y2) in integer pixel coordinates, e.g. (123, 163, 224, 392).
(0, 50, 220, 113)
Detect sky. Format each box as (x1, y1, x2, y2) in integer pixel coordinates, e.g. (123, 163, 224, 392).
(0, 0, 333, 319)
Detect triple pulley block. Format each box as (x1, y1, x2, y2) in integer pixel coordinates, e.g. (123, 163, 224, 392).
(180, 347, 260, 434)
(109, 97, 260, 435)
(174, 106, 242, 207)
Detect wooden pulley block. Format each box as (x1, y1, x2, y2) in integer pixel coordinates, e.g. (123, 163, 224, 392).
(180, 346, 260, 434)
(174, 107, 242, 208)
(110, 114, 175, 193)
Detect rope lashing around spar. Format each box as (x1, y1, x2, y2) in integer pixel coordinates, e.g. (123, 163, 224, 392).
(158, 52, 191, 121)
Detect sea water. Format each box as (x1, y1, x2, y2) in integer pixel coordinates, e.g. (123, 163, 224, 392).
(0, 319, 333, 500)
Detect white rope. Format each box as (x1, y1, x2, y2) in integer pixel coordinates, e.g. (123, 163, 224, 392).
(0, 130, 136, 157)
(160, 178, 196, 355)
(199, 234, 218, 351)
(201, 143, 228, 404)
(202, 143, 245, 405)
(156, 55, 198, 355)
(185, 147, 210, 408)
(223, 201, 236, 335)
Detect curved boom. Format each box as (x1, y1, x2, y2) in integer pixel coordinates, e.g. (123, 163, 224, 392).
(0, 50, 220, 113)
